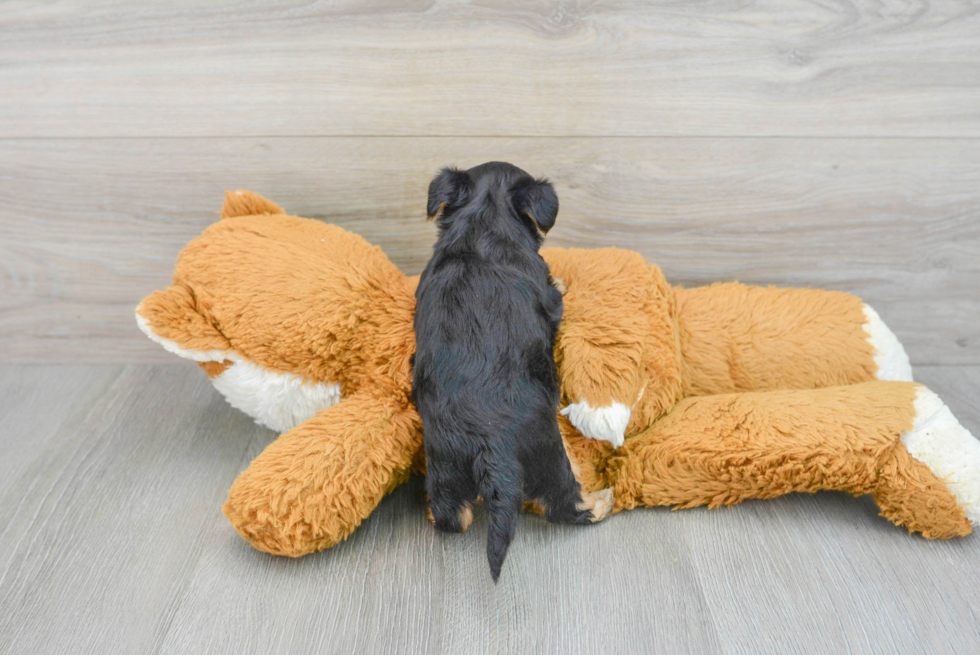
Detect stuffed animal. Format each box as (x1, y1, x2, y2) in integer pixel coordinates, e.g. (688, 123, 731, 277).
(136, 191, 980, 557)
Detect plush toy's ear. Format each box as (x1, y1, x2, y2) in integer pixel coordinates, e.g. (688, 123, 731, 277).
(426, 167, 472, 220)
(512, 179, 559, 233)
(221, 190, 284, 219)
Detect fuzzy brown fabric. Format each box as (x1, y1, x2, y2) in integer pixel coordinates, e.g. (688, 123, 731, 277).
(136, 191, 971, 557)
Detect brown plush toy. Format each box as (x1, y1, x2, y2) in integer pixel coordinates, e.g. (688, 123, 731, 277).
(136, 191, 980, 557)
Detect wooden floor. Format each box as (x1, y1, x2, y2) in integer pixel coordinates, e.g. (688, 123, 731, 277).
(0, 363, 978, 654)
(2, 1, 979, 653)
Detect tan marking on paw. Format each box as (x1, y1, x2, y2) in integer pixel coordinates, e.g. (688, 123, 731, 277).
(550, 276, 567, 295)
(524, 498, 547, 515)
(459, 504, 474, 532)
(577, 488, 614, 522)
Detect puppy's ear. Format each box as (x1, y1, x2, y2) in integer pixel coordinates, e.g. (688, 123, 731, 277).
(512, 179, 559, 233)
(427, 167, 472, 220)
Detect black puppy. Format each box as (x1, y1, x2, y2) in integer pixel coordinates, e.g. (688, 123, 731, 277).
(413, 162, 614, 582)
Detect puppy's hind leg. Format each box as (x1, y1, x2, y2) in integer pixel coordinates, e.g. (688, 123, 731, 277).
(526, 433, 614, 524)
(425, 458, 476, 533)
(547, 475, 614, 524)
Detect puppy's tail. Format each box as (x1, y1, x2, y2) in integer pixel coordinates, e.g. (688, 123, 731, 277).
(474, 452, 521, 583)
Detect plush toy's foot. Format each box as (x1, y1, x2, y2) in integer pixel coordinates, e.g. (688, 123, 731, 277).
(576, 488, 615, 522)
(902, 388, 980, 525)
(560, 401, 630, 448)
(862, 304, 913, 382)
(874, 387, 979, 538)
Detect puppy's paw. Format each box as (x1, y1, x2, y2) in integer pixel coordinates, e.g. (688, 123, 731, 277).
(428, 502, 474, 532)
(549, 276, 567, 295)
(458, 504, 474, 532)
(577, 488, 615, 522)
(560, 400, 630, 448)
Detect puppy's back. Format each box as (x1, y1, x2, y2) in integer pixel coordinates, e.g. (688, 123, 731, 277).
(414, 163, 572, 582)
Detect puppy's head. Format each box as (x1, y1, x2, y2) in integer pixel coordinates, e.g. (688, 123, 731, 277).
(426, 162, 559, 242)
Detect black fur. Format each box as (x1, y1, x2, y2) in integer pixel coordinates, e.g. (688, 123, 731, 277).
(413, 162, 594, 582)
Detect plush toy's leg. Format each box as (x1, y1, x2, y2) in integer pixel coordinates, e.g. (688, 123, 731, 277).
(674, 283, 912, 397)
(608, 381, 977, 538)
(223, 390, 422, 557)
(542, 248, 684, 447)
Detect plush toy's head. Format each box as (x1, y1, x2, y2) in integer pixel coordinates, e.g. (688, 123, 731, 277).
(136, 191, 418, 431)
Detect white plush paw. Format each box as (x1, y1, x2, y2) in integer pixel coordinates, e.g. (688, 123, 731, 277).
(902, 387, 980, 526)
(862, 304, 913, 381)
(560, 400, 630, 449)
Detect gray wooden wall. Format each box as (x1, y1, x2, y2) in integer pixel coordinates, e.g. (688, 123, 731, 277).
(2, 1, 978, 365)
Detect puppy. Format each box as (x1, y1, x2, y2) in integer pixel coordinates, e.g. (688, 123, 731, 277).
(413, 162, 614, 582)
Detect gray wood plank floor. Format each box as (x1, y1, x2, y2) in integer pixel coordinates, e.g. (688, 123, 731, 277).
(1, 363, 978, 655)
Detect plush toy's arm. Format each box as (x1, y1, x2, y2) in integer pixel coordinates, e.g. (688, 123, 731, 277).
(608, 381, 979, 539)
(674, 283, 912, 397)
(223, 389, 422, 556)
(543, 248, 682, 449)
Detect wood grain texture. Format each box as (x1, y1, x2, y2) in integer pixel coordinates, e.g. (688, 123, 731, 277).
(1, 0, 979, 138)
(0, 366, 120, 501)
(2, 137, 977, 364)
(0, 365, 274, 654)
(1, 364, 978, 654)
